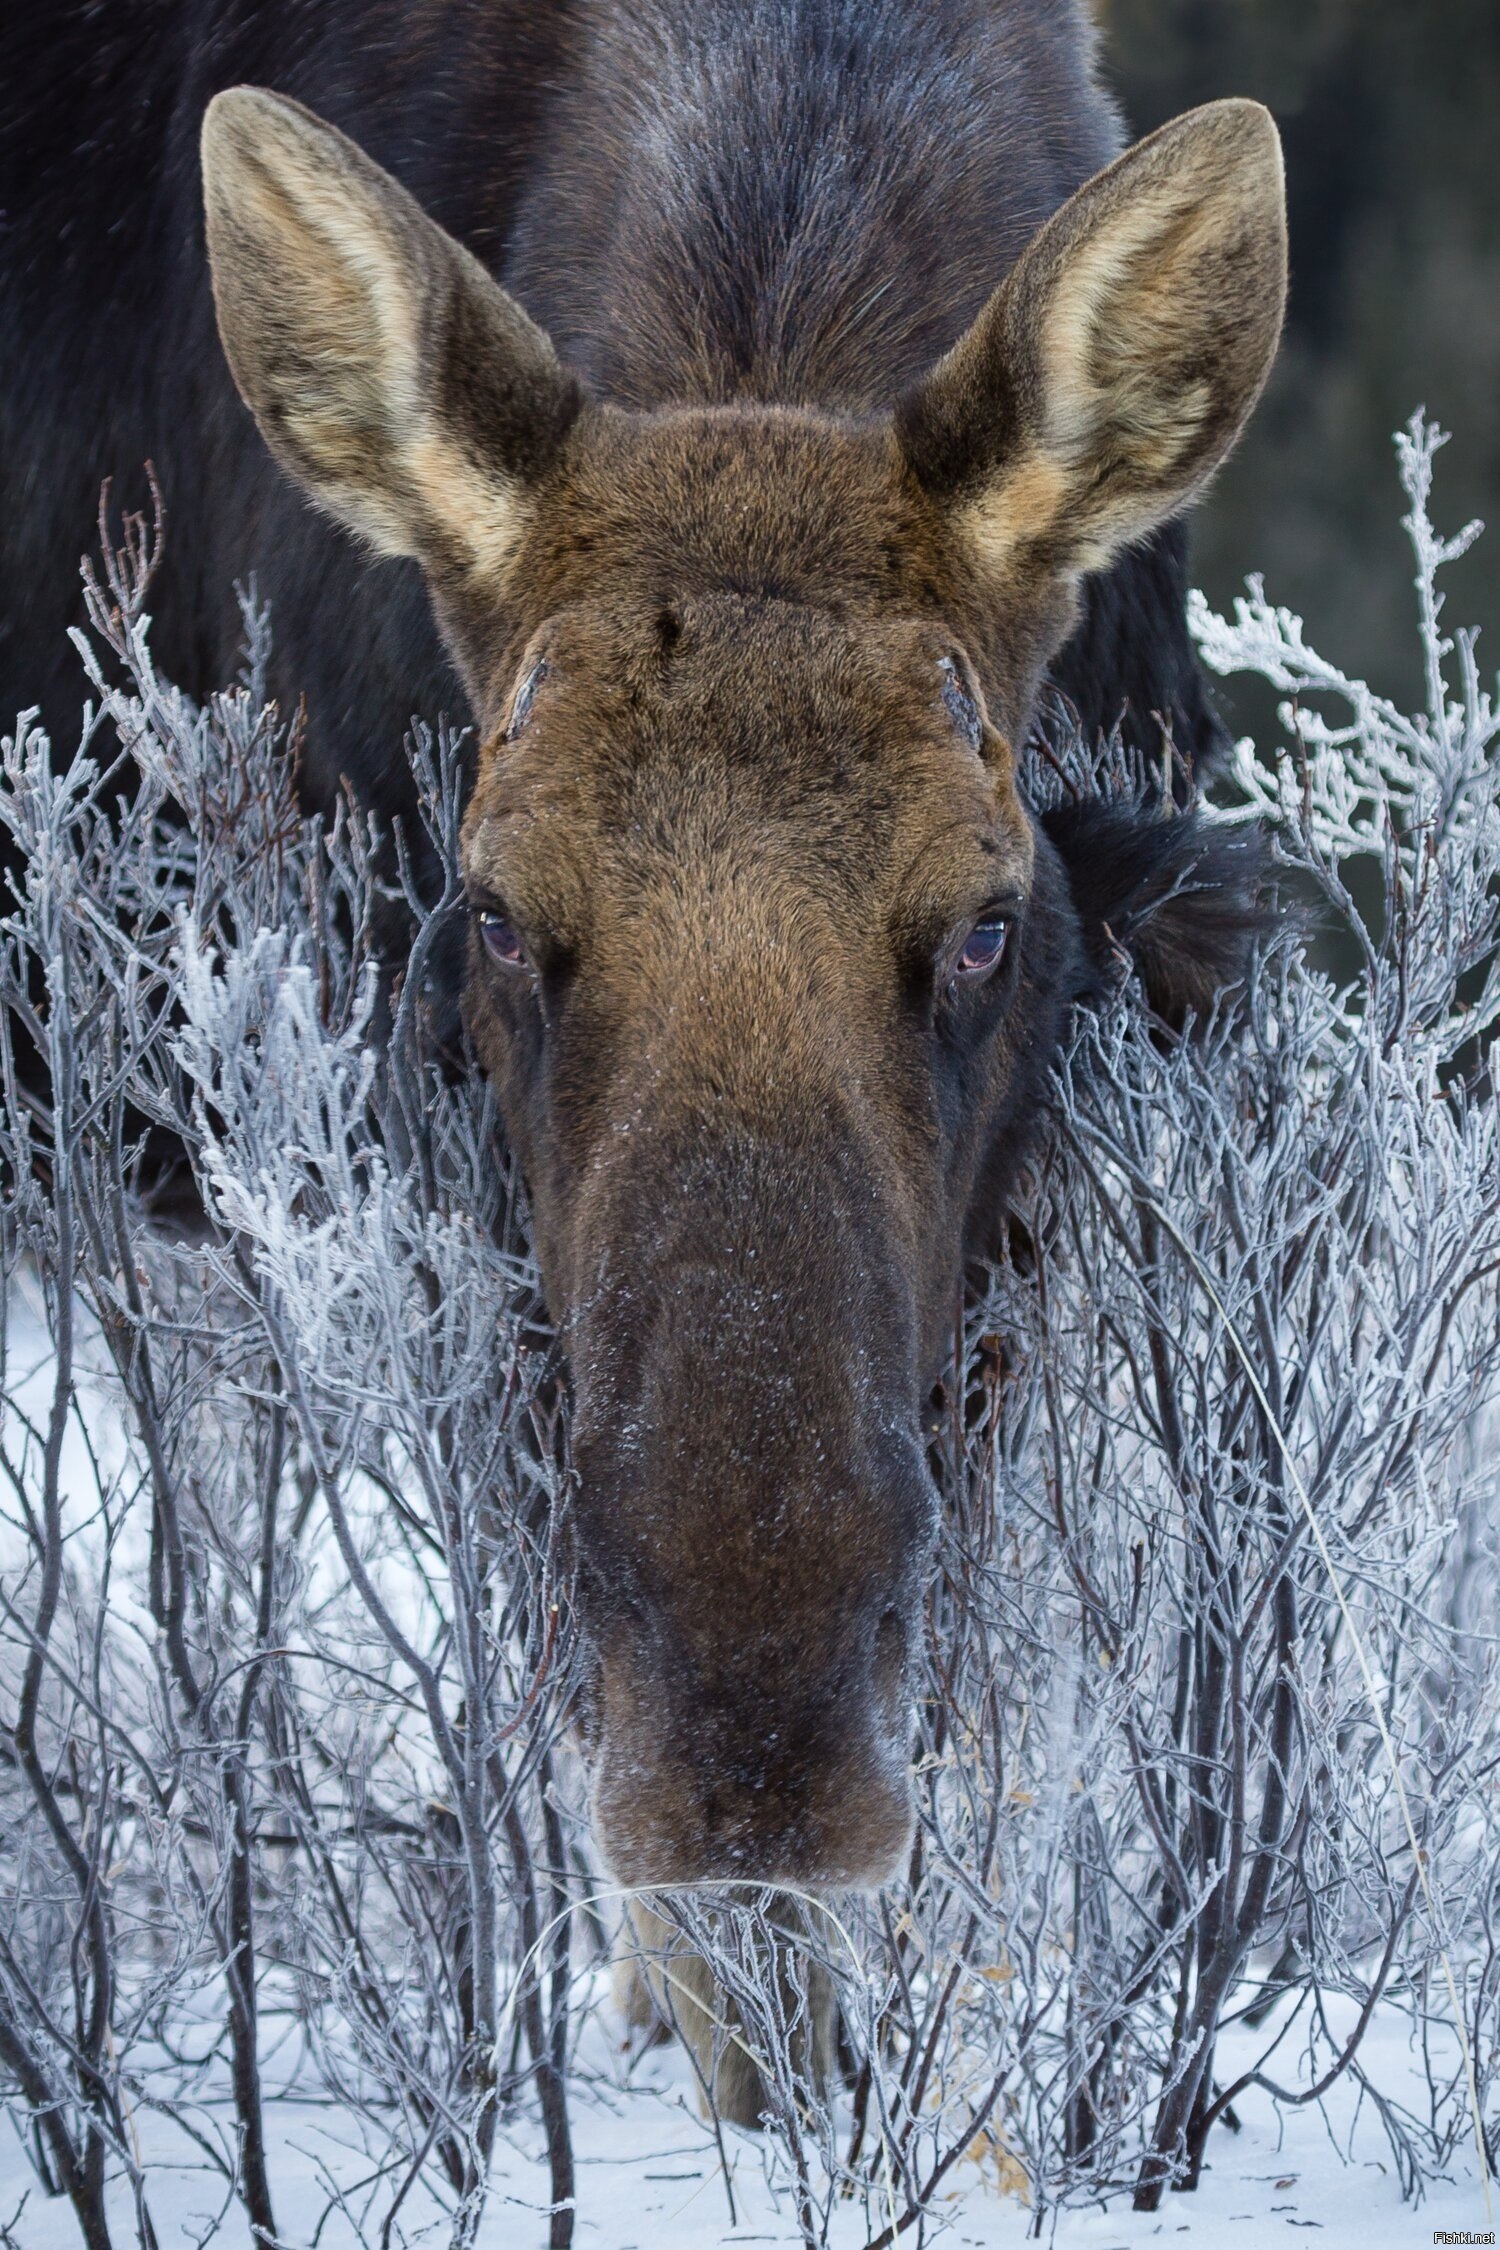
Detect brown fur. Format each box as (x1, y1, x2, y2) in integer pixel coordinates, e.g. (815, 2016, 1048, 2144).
(200, 55, 1285, 1977)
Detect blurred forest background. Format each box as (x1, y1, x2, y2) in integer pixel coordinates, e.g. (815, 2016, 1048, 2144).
(1102, 0, 1500, 720)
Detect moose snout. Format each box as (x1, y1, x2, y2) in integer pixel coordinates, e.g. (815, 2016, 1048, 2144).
(588, 1610, 920, 1893)
(561, 1102, 937, 1892)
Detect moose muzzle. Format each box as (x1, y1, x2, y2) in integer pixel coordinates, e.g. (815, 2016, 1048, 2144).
(564, 1115, 938, 1893)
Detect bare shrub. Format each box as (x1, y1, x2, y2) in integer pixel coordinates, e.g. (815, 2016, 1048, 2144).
(2, 418, 1498, 2246)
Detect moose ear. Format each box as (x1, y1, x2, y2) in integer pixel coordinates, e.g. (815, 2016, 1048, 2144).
(897, 101, 1286, 576)
(201, 88, 581, 573)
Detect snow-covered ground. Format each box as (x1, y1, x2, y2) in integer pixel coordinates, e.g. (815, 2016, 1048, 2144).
(2, 1997, 1492, 2248)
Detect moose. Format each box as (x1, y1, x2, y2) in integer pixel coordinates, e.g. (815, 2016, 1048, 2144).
(5, 0, 1285, 2119)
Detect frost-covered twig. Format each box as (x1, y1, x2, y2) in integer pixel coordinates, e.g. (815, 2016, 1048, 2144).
(2, 424, 1498, 2244)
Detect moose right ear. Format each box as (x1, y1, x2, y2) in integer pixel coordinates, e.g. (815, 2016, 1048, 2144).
(201, 87, 581, 577)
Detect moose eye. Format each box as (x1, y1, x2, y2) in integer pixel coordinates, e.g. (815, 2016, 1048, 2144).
(954, 917, 1009, 980)
(476, 907, 528, 969)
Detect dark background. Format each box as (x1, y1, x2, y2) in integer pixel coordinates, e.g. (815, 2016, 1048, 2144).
(1102, 0, 1500, 721)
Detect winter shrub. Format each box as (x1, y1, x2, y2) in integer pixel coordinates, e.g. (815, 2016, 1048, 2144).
(1, 418, 1498, 2247)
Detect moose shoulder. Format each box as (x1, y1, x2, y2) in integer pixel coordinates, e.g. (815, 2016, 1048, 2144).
(198, 15, 1284, 1914)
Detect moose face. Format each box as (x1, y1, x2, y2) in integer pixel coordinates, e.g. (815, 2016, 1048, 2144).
(202, 88, 1285, 1888)
(458, 518, 1059, 1887)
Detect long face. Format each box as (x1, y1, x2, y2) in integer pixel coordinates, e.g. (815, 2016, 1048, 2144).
(459, 414, 1081, 1883)
(202, 88, 1286, 1888)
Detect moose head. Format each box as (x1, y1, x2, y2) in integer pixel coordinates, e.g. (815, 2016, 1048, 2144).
(202, 86, 1285, 1894)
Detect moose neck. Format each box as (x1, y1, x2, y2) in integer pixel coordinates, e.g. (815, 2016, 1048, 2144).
(505, 0, 1122, 411)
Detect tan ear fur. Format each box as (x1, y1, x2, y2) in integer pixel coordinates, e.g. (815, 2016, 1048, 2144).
(899, 100, 1287, 577)
(201, 88, 578, 572)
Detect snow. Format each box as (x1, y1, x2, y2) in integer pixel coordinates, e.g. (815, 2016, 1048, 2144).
(2, 1999, 1492, 2247)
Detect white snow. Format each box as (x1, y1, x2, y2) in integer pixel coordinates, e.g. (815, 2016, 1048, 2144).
(1, 1997, 1492, 2247)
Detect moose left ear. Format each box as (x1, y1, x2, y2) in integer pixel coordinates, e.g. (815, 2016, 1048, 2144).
(897, 100, 1286, 576)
